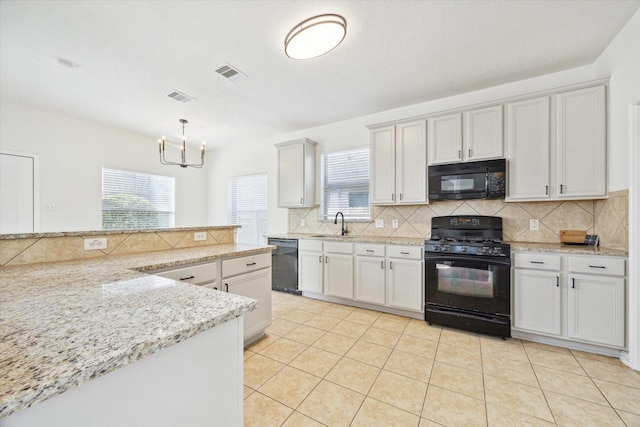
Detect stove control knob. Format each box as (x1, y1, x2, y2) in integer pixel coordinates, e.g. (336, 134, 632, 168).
(433, 245, 441, 252)
(442, 245, 450, 252)
(491, 247, 502, 255)
(481, 246, 491, 254)
(460, 246, 468, 253)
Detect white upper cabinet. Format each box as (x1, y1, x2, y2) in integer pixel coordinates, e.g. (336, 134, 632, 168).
(428, 113, 462, 164)
(276, 138, 317, 207)
(507, 85, 607, 202)
(556, 85, 606, 199)
(371, 120, 427, 205)
(428, 106, 503, 165)
(506, 97, 551, 201)
(464, 105, 504, 161)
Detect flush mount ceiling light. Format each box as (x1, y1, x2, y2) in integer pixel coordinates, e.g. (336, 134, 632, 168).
(158, 119, 205, 168)
(284, 14, 347, 60)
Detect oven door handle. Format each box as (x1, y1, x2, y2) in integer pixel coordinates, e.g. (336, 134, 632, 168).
(425, 254, 511, 267)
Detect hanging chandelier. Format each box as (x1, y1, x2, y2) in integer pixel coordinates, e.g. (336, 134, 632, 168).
(158, 119, 205, 168)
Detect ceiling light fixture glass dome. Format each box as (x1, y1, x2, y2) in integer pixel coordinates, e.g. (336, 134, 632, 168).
(284, 14, 347, 60)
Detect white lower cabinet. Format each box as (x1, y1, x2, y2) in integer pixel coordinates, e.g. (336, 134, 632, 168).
(513, 269, 561, 336)
(298, 240, 324, 293)
(386, 246, 424, 312)
(323, 242, 354, 299)
(512, 252, 626, 350)
(354, 244, 386, 305)
(222, 253, 272, 344)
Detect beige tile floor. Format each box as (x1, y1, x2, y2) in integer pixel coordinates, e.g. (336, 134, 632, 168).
(243, 292, 640, 426)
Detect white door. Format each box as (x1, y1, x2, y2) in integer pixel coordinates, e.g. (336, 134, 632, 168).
(396, 121, 427, 204)
(464, 105, 503, 161)
(387, 259, 423, 312)
(370, 126, 396, 204)
(428, 113, 462, 164)
(0, 153, 35, 233)
(277, 143, 304, 207)
(224, 268, 273, 340)
(354, 255, 386, 304)
(324, 253, 354, 299)
(298, 250, 323, 293)
(513, 269, 561, 336)
(506, 97, 551, 201)
(568, 274, 625, 348)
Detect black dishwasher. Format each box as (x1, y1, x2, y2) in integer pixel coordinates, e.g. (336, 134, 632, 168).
(267, 238, 300, 295)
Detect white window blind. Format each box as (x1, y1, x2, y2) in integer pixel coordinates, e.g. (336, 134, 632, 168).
(320, 147, 370, 221)
(228, 173, 268, 245)
(102, 167, 175, 230)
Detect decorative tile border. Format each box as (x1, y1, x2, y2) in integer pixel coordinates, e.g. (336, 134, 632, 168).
(289, 191, 628, 250)
(0, 227, 236, 266)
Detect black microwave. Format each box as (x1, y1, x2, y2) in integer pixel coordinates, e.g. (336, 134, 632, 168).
(428, 158, 506, 200)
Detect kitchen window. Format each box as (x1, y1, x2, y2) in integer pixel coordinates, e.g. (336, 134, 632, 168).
(228, 173, 268, 245)
(102, 167, 175, 230)
(320, 147, 370, 221)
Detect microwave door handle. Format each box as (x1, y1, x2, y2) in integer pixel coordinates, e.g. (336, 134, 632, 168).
(485, 170, 490, 196)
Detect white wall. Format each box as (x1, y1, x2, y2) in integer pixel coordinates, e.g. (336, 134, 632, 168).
(0, 101, 208, 232)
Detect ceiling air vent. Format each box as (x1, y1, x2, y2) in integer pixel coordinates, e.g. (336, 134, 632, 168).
(215, 63, 247, 82)
(166, 90, 196, 104)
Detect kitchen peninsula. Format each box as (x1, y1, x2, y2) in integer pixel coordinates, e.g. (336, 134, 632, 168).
(0, 227, 273, 426)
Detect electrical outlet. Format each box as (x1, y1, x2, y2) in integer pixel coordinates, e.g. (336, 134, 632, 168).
(194, 232, 207, 241)
(375, 219, 384, 228)
(392, 219, 399, 228)
(300, 218, 306, 227)
(84, 238, 107, 251)
(529, 219, 539, 231)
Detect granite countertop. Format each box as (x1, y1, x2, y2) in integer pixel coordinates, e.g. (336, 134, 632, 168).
(266, 233, 426, 246)
(0, 243, 273, 418)
(0, 225, 240, 240)
(509, 242, 628, 257)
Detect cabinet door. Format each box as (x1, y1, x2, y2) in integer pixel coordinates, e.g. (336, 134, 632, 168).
(513, 269, 561, 336)
(370, 126, 396, 204)
(568, 274, 625, 348)
(464, 105, 503, 161)
(224, 268, 272, 341)
(556, 86, 606, 199)
(278, 143, 304, 207)
(506, 97, 550, 201)
(396, 121, 427, 204)
(387, 259, 423, 312)
(299, 250, 323, 293)
(428, 113, 462, 164)
(324, 253, 354, 299)
(354, 256, 386, 304)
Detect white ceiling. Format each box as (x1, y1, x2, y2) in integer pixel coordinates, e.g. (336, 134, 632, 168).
(1, 0, 638, 147)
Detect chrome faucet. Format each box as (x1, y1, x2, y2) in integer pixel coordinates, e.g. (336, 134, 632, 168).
(334, 211, 347, 236)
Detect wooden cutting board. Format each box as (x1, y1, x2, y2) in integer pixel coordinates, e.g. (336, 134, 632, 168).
(560, 230, 587, 244)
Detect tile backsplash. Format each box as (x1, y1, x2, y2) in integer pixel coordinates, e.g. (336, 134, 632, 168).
(289, 190, 628, 250)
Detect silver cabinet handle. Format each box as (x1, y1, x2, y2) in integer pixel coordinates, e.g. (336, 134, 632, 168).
(319, 255, 322, 263)
(560, 184, 564, 194)
(389, 261, 393, 269)
(530, 261, 544, 264)
(556, 276, 559, 287)
(246, 262, 257, 266)
(458, 150, 462, 159)
(468, 148, 471, 157)
(391, 193, 395, 201)
(399, 193, 403, 201)
(325, 256, 328, 263)
(380, 260, 384, 269)
(545, 185, 549, 195)
(300, 197, 303, 204)
(401, 251, 410, 255)
(571, 278, 575, 289)
(588, 265, 606, 269)
(366, 249, 374, 253)
(179, 275, 195, 281)
(225, 283, 229, 292)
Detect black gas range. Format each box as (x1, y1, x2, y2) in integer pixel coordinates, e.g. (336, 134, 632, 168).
(424, 216, 511, 338)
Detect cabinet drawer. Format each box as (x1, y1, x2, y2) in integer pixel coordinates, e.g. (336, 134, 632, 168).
(154, 262, 218, 285)
(568, 256, 625, 276)
(387, 245, 422, 260)
(222, 253, 271, 278)
(324, 241, 353, 254)
(355, 244, 385, 256)
(513, 253, 561, 271)
(299, 239, 323, 251)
